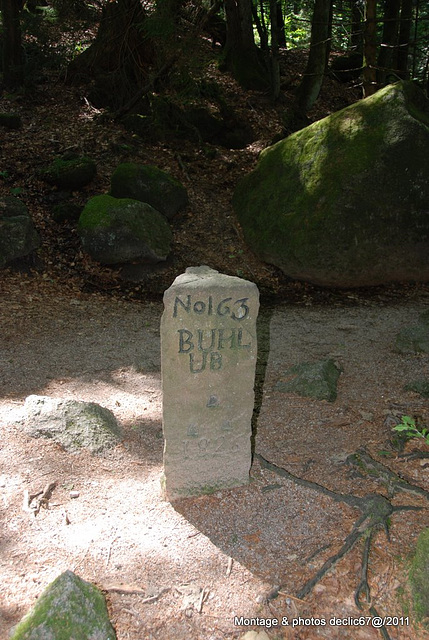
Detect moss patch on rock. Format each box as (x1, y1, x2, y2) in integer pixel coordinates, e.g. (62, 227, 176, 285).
(275, 359, 341, 402)
(10, 570, 116, 640)
(42, 155, 96, 190)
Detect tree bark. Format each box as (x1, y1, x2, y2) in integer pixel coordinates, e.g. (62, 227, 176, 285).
(295, 0, 332, 113)
(363, 0, 378, 96)
(223, 0, 268, 89)
(1, 0, 24, 88)
(377, 0, 401, 84)
(350, 0, 363, 51)
(397, 0, 413, 78)
(270, 0, 281, 99)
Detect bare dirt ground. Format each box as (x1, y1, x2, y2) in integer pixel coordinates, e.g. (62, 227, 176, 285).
(1, 273, 429, 640)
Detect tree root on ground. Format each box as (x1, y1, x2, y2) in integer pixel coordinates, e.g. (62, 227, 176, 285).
(255, 449, 427, 638)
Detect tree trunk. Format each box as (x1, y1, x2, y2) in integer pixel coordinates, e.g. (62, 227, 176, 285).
(397, 0, 413, 78)
(270, 0, 281, 99)
(363, 0, 378, 96)
(350, 0, 363, 51)
(276, 1, 286, 47)
(377, 0, 401, 84)
(252, 0, 269, 51)
(67, 0, 153, 84)
(223, 0, 268, 89)
(295, 0, 332, 113)
(1, 0, 24, 88)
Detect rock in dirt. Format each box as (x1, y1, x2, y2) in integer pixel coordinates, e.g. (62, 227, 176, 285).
(408, 527, 429, 623)
(9, 570, 116, 640)
(275, 359, 341, 402)
(110, 163, 188, 220)
(395, 310, 429, 354)
(0, 196, 40, 267)
(233, 81, 429, 287)
(78, 194, 172, 265)
(24, 396, 121, 453)
(41, 155, 96, 190)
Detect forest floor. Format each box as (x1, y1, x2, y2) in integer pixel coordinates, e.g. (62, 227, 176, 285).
(1, 34, 429, 640)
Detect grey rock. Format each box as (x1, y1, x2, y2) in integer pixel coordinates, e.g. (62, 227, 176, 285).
(276, 359, 341, 402)
(9, 570, 116, 640)
(110, 163, 188, 219)
(78, 194, 172, 265)
(24, 396, 121, 453)
(0, 196, 40, 267)
(395, 323, 429, 354)
(405, 379, 429, 398)
(233, 81, 429, 287)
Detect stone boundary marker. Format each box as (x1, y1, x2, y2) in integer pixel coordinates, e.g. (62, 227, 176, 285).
(161, 266, 259, 500)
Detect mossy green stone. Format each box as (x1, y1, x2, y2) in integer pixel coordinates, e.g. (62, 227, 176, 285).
(10, 570, 116, 640)
(405, 379, 429, 398)
(42, 156, 96, 190)
(233, 81, 429, 287)
(409, 528, 429, 624)
(78, 194, 172, 264)
(276, 359, 341, 402)
(110, 163, 188, 219)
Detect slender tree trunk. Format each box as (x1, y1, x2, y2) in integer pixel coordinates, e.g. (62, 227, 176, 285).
(252, 0, 269, 51)
(276, 1, 286, 47)
(270, 0, 281, 99)
(397, 0, 413, 78)
(295, 0, 332, 113)
(363, 0, 378, 96)
(350, 0, 363, 51)
(377, 0, 401, 84)
(1, 0, 24, 88)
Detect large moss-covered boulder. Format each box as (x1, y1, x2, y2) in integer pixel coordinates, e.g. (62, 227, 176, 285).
(42, 155, 96, 190)
(10, 570, 116, 640)
(233, 81, 429, 287)
(110, 163, 188, 219)
(78, 194, 172, 264)
(0, 196, 40, 267)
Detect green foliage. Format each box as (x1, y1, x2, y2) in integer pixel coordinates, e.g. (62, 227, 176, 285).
(392, 416, 429, 445)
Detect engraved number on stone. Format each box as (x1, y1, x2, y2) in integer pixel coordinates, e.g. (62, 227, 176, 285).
(198, 437, 210, 453)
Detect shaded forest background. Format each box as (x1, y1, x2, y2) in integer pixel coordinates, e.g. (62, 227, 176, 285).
(1, 0, 429, 299)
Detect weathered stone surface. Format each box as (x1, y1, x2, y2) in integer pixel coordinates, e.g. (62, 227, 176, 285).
(233, 81, 429, 287)
(110, 163, 188, 219)
(395, 312, 429, 353)
(161, 266, 259, 500)
(0, 196, 40, 267)
(42, 155, 96, 190)
(10, 570, 116, 640)
(408, 528, 429, 622)
(275, 359, 341, 402)
(78, 194, 172, 264)
(24, 396, 121, 453)
(405, 379, 429, 398)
